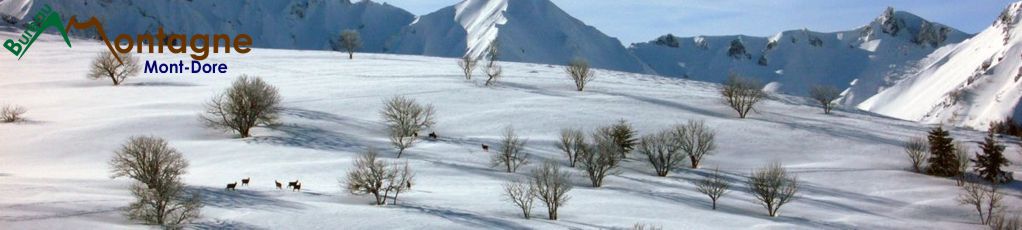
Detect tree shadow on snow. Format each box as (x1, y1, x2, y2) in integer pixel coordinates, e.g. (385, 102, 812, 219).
(188, 187, 306, 211)
(122, 81, 200, 87)
(612, 168, 924, 229)
(596, 91, 732, 118)
(190, 219, 268, 230)
(397, 204, 531, 230)
(248, 124, 365, 152)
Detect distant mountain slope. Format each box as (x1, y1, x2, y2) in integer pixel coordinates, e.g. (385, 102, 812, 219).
(0, 0, 416, 52)
(629, 8, 969, 103)
(387, 0, 648, 73)
(859, 2, 1022, 128)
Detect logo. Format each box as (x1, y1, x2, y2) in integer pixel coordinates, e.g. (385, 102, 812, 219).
(3, 4, 72, 60)
(4, 4, 252, 74)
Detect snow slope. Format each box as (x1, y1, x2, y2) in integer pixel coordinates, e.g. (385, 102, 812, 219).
(388, 0, 649, 73)
(629, 8, 969, 103)
(0, 0, 416, 52)
(859, 2, 1022, 128)
(1, 31, 1020, 229)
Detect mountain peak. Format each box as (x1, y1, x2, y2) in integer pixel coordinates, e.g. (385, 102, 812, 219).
(860, 6, 967, 48)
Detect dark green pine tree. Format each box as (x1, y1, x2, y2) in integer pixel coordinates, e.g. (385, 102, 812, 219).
(926, 126, 959, 177)
(610, 119, 638, 158)
(973, 131, 1009, 184)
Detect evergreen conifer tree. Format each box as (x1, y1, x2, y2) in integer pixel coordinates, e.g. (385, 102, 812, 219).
(973, 131, 1009, 184)
(926, 126, 959, 177)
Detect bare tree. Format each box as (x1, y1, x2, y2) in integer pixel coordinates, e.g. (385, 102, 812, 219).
(484, 41, 502, 86)
(673, 120, 716, 168)
(989, 211, 1022, 230)
(109, 136, 201, 227)
(345, 149, 393, 205)
(503, 177, 536, 219)
(693, 168, 731, 210)
(492, 126, 529, 173)
(385, 162, 414, 205)
(632, 223, 664, 230)
(532, 161, 572, 220)
(809, 85, 841, 114)
(201, 75, 281, 138)
(88, 51, 140, 86)
(958, 180, 1004, 225)
(748, 162, 799, 217)
(904, 137, 929, 173)
(557, 128, 587, 167)
(577, 127, 623, 187)
(565, 58, 595, 91)
(340, 29, 361, 59)
(637, 130, 684, 177)
(458, 55, 478, 80)
(721, 75, 765, 118)
(1, 104, 26, 122)
(380, 96, 436, 158)
(955, 142, 971, 186)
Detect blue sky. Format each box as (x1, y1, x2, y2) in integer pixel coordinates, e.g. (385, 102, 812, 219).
(377, 0, 1014, 44)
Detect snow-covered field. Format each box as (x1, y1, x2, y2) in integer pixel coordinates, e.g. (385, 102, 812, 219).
(1, 32, 1021, 229)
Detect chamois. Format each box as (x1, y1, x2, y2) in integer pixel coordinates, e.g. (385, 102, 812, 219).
(292, 183, 302, 192)
(428, 132, 438, 139)
(226, 182, 237, 191)
(287, 180, 300, 189)
(481, 144, 489, 152)
(241, 177, 250, 186)
(275, 180, 283, 190)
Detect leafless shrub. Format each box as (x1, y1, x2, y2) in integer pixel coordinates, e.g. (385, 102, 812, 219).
(88, 51, 140, 86)
(694, 168, 731, 210)
(340, 29, 361, 59)
(748, 162, 798, 217)
(809, 85, 841, 114)
(673, 120, 716, 168)
(955, 142, 971, 186)
(557, 128, 586, 167)
(503, 177, 536, 219)
(485, 41, 501, 86)
(577, 127, 623, 187)
(458, 55, 478, 80)
(380, 96, 436, 158)
(485, 63, 502, 86)
(532, 161, 572, 220)
(492, 126, 529, 173)
(201, 75, 281, 138)
(109, 136, 201, 227)
(1, 104, 26, 122)
(387, 162, 414, 205)
(637, 130, 684, 177)
(990, 211, 1022, 230)
(631, 223, 663, 230)
(345, 149, 415, 205)
(565, 58, 596, 91)
(958, 180, 1004, 225)
(345, 149, 389, 205)
(904, 137, 929, 173)
(721, 75, 765, 118)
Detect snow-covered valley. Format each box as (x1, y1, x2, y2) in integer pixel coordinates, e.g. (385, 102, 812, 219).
(1, 31, 1021, 229)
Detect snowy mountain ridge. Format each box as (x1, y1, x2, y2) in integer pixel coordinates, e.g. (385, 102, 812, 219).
(629, 7, 969, 104)
(858, 1, 1022, 128)
(387, 0, 648, 73)
(454, 0, 507, 60)
(5, 0, 1022, 128)
(0, 0, 417, 52)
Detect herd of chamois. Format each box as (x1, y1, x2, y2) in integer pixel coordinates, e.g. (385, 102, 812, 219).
(222, 132, 450, 193)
